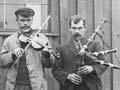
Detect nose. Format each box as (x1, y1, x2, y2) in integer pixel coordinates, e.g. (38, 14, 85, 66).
(24, 21, 28, 25)
(75, 28, 79, 33)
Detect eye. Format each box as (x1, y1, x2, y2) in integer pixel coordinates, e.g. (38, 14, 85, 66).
(27, 19, 32, 22)
(20, 19, 25, 22)
(71, 27, 76, 29)
(78, 27, 83, 30)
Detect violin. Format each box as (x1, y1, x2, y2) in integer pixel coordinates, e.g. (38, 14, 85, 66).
(18, 33, 60, 59)
(19, 34, 47, 50)
(13, 15, 60, 67)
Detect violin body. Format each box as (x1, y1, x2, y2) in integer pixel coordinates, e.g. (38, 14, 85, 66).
(19, 33, 49, 49)
(31, 34, 49, 50)
(19, 33, 60, 59)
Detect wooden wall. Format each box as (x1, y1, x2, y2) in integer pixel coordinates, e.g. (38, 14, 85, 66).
(112, 0, 120, 90)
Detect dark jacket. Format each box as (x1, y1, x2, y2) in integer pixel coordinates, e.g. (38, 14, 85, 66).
(52, 37, 107, 90)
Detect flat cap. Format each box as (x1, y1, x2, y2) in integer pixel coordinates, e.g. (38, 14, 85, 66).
(15, 7, 35, 17)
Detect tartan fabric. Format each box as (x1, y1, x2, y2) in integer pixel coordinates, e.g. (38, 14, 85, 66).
(73, 40, 81, 52)
(14, 84, 32, 90)
(73, 81, 89, 90)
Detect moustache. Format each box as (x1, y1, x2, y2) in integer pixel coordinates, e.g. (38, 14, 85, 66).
(74, 33, 81, 36)
(21, 26, 30, 29)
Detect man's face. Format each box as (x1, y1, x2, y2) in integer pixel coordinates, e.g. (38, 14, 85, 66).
(16, 15, 33, 33)
(69, 20, 86, 39)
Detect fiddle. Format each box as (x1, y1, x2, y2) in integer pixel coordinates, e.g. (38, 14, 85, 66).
(19, 33, 47, 50)
(18, 33, 60, 59)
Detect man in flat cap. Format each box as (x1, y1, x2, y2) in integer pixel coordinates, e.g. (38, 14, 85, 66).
(0, 7, 53, 90)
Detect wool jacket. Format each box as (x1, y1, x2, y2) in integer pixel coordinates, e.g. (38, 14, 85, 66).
(0, 31, 52, 90)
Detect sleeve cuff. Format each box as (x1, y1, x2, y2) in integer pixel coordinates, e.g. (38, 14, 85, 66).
(42, 51, 50, 58)
(11, 52, 17, 61)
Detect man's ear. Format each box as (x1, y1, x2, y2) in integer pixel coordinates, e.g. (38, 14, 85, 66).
(85, 24, 87, 28)
(67, 25, 71, 31)
(16, 19, 18, 25)
(16, 18, 18, 22)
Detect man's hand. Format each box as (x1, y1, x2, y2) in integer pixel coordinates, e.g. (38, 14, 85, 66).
(13, 48, 24, 58)
(77, 65, 94, 75)
(67, 73, 82, 84)
(42, 51, 50, 58)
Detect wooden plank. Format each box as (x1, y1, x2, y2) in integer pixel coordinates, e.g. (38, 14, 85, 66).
(6, 0, 25, 3)
(68, 0, 77, 16)
(78, 0, 94, 38)
(94, 0, 103, 44)
(94, 0, 103, 27)
(60, 0, 69, 43)
(6, 0, 47, 4)
(0, 36, 4, 90)
(0, 0, 4, 3)
(0, 5, 4, 29)
(77, 0, 86, 18)
(60, 0, 77, 43)
(103, 0, 112, 49)
(94, 0, 112, 90)
(27, 0, 47, 4)
(102, 1, 113, 90)
(50, 0, 60, 48)
(42, 1, 60, 90)
(5, 4, 24, 29)
(112, 0, 120, 90)
(86, 0, 94, 38)
(0, 31, 59, 37)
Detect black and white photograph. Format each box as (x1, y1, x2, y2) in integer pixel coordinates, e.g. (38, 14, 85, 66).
(0, 0, 119, 90)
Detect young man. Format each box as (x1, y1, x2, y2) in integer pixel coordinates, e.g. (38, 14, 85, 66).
(52, 15, 107, 90)
(0, 7, 52, 90)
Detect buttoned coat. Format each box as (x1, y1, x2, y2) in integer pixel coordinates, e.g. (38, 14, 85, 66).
(0, 31, 52, 90)
(52, 37, 107, 90)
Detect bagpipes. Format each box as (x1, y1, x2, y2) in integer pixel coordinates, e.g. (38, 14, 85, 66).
(76, 17, 120, 70)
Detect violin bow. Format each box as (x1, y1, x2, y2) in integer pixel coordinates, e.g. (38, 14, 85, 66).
(24, 15, 51, 51)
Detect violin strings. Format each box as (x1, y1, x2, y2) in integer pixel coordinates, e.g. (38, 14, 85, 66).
(50, 50, 59, 58)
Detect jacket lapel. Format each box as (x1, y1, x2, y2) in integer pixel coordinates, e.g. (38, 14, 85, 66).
(67, 39, 78, 56)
